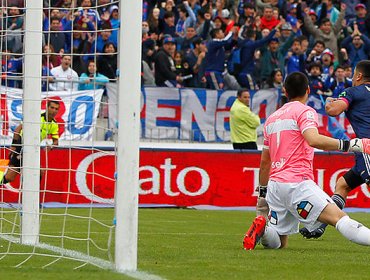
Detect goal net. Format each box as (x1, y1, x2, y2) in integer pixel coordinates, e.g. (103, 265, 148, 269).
(0, 0, 141, 272)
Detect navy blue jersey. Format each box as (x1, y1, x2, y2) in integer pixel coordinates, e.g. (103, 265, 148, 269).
(339, 84, 370, 138)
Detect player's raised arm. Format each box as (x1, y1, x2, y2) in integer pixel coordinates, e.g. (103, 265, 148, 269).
(325, 97, 348, 116)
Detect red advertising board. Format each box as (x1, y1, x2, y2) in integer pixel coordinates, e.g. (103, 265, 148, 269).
(1, 148, 369, 208)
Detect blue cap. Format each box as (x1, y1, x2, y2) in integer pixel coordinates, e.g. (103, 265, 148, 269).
(163, 36, 176, 44)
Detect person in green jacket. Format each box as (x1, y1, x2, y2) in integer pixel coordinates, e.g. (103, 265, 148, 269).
(230, 89, 260, 150)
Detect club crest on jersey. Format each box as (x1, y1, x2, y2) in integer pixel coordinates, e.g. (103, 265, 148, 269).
(339, 91, 346, 98)
(268, 210, 278, 225)
(296, 201, 313, 219)
(306, 111, 315, 121)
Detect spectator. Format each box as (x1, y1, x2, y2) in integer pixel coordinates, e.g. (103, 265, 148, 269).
(286, 38, 305, 74)
(213, 16, 227, 32)
(320, 48, 335, 81)
(79, 60, 109, 90)
(349, 4, 369, 36)
(213, 0, 229, 20)
(344, 64, 353, 79)
(204, 28, 234, 90)
(195, 10, 212, 40)
(176, 1, 196, 37)
(184, 37, 207, 88)
(237, 2, 256, 26)
(325, 65, 352, 98)
(342, 0, 362, 21)
(260, 7, 280, 31)
(260, 31, 295, 82)
(100, 5, 120, 46)
(279, 22, 294, 44)
(95, 21, 116, 54)
(42, 44, 61, 70)
(286, 3, 298, 28)
(42, 44, 61, 91)
(230, 89, 260, 150)
(154, 36, 181, 87)
(303, 4, 346, 62)
(238, 25, 278, 89)
(158, 0, 177, 21)
(306, 40, 326, 65)
(142, 60, 156, 86)
(50, 54, 79, 91)
(262, 68, 284, 90)
(341, 23, 370, 69)
(97, 0, 114, 16)
(178, 26, 199, 51)
(76, 0, 101, 28)
(98, 42, 117, 81)
(306, 61, 331, 113)
(148, 7, 160, 35)
(45, 17, 66, 53)
(142, 38, 156, 70)
(161, 11, 177, 37)
(4, 6, 24, 53)
(174, 51, 190, 79)
(1, 49, 23, 88)
(316, 0, 340, 24)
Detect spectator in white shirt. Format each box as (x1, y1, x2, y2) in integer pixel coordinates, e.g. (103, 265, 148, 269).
(49, 55, 79, 91)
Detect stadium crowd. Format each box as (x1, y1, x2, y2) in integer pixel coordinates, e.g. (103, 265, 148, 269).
(1, 0, 370, 99)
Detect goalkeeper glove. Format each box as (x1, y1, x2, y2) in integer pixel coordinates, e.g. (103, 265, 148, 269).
(339, 138, 370, 153)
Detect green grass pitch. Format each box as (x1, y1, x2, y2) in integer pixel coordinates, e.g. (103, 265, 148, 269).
(1, 208, 370, 279)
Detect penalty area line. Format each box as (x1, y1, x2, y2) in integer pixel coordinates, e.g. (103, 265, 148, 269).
(0, 234, 166, 280)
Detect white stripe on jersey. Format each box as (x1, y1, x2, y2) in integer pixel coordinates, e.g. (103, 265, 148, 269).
(265, 119, 299, 147)
(265, 119, 299, 135)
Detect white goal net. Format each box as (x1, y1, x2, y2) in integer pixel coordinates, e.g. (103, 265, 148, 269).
(0, 0, 141, 272)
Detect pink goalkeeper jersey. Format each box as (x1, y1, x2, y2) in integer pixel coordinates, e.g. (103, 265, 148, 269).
(263, 101, 319, 183)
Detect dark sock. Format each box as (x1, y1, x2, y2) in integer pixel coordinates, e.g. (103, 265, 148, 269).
(332, 194, 346, 210)
(319, 194, 346, 230)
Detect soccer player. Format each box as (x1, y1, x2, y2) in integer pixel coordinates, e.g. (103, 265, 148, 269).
(300, 60, 370, 239)
(243, 72, 370, 250)
(0, 100, 60, 184)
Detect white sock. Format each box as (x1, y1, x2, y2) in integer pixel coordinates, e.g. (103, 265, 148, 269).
(261, 226, 281, 249)
(336, 215, 370, 246)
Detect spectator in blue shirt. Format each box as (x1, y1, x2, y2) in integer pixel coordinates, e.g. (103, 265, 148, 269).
(325, 65, 352, 98)
(237, 25, 278, 90)
(79, 60, 109, 90)
(286, 38, 305, 74)
(175, 1, 196, 38)
(341, 23, 370, 69)
(204, 28, 234, 90)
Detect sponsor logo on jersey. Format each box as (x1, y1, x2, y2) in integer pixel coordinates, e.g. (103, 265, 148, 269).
(306, 111, 315, 121)
(296, 201, 313, 219)
(339, 91, 346, 98)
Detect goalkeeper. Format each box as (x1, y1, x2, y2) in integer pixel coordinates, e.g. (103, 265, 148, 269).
(243, 72, 370, 250)
(1, 100, 60, 184)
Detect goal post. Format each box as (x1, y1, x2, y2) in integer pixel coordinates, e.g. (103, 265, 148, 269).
(115, 0, 142, 272)
(21, 0, 43, 246)
(0, 0, 142, 273)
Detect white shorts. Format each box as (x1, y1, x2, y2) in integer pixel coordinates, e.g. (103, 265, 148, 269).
(266, 180, 334, 235)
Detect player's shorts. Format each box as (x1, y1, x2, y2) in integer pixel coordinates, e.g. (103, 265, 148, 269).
(266, 180, 334, 236)
(343, 153, 370, 189)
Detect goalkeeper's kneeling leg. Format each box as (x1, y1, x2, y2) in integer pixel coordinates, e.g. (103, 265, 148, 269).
(256, 197, 269, 219)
